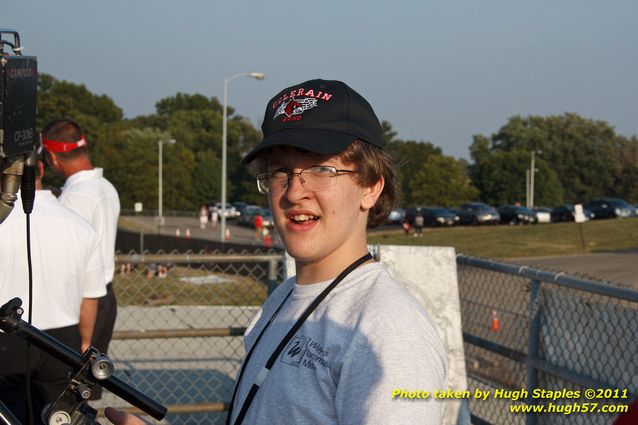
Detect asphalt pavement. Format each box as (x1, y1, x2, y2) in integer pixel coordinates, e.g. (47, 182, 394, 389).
(120, 216, 638, 288)
(510, 250, 638, 288)
(120, 215, 282, 248)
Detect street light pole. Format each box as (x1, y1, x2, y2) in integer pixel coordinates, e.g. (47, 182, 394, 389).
(529, 150, 536, 208)
(220, 71, 265, 242)
(158, 139, 176, 228)
(528, 150, 542, 208)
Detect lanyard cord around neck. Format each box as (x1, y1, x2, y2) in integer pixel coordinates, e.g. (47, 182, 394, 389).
(226, 252, 373, 425)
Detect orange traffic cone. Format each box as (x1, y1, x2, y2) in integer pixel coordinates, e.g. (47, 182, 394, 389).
(225, 228, 231, 241)
(263, 234, 273, 248)
(491, 310, 500, 332)
(175, 228, 181, 238)
(185, 228, 191, 239)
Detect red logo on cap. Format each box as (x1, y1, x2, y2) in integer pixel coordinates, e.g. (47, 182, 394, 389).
(274, 97, 318, 121)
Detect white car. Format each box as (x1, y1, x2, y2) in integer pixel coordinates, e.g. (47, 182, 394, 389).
(214, 202, 239, 219)
(533, 207, 552, 224)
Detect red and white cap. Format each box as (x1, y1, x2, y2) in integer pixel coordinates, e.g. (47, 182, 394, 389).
(40, 134, 88, 153)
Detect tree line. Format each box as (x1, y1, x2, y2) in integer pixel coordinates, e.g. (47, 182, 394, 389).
(37, 74, 638, 213)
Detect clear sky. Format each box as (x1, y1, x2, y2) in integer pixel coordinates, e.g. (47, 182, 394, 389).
(4, 0, 637, 159)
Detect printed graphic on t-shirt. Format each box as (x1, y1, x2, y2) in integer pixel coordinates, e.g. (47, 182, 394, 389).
(281, 335, 330, 371)
(281, 336, 309, 366)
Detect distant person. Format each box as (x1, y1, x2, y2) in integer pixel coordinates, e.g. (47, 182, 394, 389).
(41, 118, 121, 400)
(414, 211, 425, 236)
(402, 217, 412, 236)
(199, 205, 209, 229)
(211, 206, 219, 228)
(254, 212, 264, 240)
(0, 159, 106, 424)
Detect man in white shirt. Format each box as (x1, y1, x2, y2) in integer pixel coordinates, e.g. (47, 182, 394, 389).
(0, 159, 106, 424)
(42, 118, 121, 399)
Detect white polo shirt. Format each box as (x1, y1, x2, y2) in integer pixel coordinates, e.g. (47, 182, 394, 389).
(59, 168, 120, 285)
(0, 190, 106, 330)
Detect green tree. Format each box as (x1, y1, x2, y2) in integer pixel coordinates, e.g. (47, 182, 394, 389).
(192, 149, 221, 206)
(409, 155, 479, 207)
(470, 113, 623, 205)
(101, 127, 168, 211)
(611, 135, 638, 203)
(37, 73, 125, 189)
(386, 138, 442, 205)
(470, 149, 563, 206)
(136, 93, 262, 208)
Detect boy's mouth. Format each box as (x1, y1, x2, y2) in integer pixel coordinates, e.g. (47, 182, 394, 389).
(289, 214, 319, 224)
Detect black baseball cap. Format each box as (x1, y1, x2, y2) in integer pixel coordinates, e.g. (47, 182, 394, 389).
(242, 79, 384, 164)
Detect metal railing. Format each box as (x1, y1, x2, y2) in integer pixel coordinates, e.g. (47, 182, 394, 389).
(99, 250, 284, 424)
(99, 251, 637, 425)
(457, 255, 638, 425)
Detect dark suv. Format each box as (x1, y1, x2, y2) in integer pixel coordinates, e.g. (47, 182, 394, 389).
(585, 198, 634, 219)
(497, 205, 536, 225)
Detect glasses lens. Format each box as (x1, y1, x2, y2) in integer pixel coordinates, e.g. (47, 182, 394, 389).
(258, 170, 289, 194)
(256, 176, 269, 194)
(300, 166, 337, 191)
(258, 166, 341, 194)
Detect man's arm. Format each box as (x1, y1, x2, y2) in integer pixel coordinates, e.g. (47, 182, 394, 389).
(79, 297, 98, 352)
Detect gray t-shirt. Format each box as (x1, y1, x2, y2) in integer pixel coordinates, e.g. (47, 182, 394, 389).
(230, 263, 447, 425)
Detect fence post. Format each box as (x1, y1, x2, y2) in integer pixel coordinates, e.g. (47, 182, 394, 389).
(139, 229, 145, 254)
(526, 279, 541, 425)
(267, 258, 278, 295)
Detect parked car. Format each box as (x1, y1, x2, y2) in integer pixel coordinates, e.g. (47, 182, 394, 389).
(497, 205, 536, 225)
(421, 207, 458, 227)
(259, 208, 274, 228)
(238, 205, 274, 228)
(550, 205, 593, 222)
(237, 205, 262, 226)
(206, 201, 239, 219)
(585, 198, 634, 219)
(457, 202, 500, 225)
(446, 208, 461, 224)
(386, 207, 406, 225)
(233, 201, 248, 214)
(532, 207, 552, 224)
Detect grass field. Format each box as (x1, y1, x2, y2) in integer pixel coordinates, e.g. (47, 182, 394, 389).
(113, 266, 268, 306)
(368, 218, 638, 258)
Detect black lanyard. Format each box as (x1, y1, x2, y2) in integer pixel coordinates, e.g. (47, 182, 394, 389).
(226, 252, 373, 425)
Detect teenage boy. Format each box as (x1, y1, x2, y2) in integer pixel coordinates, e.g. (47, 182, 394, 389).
(106, 79, 447, 425)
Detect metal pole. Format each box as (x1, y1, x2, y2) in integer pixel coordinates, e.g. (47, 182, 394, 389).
(219, 72, 265, 242)
(530, 151, 536, 208)
(526, 279, 541, 425)
(221, 79, 228, 242)
(526, 169, 530, 208)
(158, 140, 163, 227)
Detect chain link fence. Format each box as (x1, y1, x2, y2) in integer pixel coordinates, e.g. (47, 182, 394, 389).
(457, 255, 638, 425)
(95, 248, 284, 424)
(94, 245, 637, 425)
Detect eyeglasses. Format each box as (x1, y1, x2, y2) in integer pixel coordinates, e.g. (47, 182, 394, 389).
(256, 165, 358, 194)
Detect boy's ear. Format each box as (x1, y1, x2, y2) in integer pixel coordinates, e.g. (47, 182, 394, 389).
(361, 177, 384, 210)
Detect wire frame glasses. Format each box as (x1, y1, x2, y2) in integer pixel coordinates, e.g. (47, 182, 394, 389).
(256, 165, 357, 194)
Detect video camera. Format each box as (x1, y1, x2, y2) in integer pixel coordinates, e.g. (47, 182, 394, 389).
(0, 29, 37, 225)
(0, 30, 167, 425)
